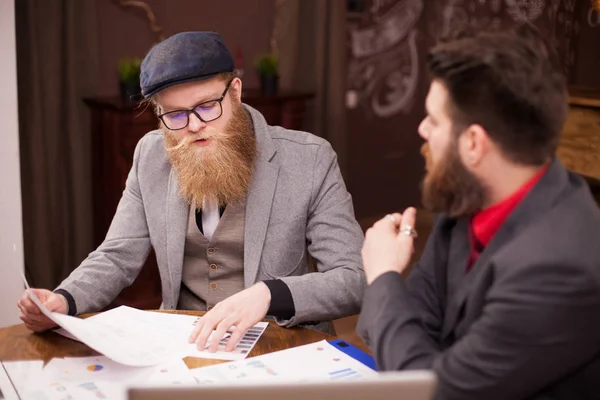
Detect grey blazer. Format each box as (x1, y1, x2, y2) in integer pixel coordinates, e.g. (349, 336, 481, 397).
(358, 159, 600, 400)
(57, 105, 365, 327)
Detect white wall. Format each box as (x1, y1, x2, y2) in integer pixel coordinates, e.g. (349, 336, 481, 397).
(0, 0, 25, 327)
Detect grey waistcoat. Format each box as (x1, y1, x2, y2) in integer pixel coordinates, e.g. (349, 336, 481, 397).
(178, 200, 246, 310)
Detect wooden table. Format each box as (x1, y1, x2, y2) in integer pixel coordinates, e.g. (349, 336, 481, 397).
(0, 311, 335, 369)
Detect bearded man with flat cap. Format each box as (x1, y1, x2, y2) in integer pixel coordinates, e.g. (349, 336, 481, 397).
(18, 31, 365, 351)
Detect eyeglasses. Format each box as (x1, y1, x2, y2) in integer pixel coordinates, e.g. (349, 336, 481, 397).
(157, 79, 234, 130)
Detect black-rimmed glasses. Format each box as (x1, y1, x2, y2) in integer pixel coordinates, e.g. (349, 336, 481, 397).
(157, 79, 234, 130)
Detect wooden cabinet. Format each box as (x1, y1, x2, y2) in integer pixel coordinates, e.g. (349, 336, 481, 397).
(84, 97, 161, 311)
(83, 90, 313, 310)
(557, 87, 600, 184)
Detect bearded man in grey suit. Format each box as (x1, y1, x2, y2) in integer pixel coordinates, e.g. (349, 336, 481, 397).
(359, 25, 600, 399)
(18, 31, 365, 351)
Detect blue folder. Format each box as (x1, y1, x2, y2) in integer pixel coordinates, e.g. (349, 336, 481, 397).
(328, 339, 377, 371)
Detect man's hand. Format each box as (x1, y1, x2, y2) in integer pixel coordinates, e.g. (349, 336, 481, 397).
(362, 207, 417, 285)
(189, 282, 271, 352)
(17, 289, 68, 332)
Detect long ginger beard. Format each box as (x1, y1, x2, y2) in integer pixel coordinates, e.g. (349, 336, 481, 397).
(163, 102, 257, 207)
(421, 139, 486, 218)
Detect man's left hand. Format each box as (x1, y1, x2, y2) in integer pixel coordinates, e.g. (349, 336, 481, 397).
(188, 282, 271, 352)
(362, 207, 417, 285)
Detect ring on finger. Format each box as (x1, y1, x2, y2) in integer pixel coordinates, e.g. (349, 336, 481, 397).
(386, 214, 398, 225)
(401, 225, 418, 238)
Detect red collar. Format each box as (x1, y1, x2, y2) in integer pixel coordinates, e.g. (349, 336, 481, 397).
(471, 165, 549, 247)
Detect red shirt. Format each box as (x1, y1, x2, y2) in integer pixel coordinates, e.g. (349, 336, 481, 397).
(466, 165, 549, 272)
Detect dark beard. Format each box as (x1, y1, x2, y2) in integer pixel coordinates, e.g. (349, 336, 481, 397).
(421, 140, 486, 218)
(163, 102, 257, 207)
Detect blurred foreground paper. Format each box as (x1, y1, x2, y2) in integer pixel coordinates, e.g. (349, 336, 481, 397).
(22, 273, 182, 367)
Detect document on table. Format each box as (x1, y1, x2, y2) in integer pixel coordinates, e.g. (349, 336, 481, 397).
(2, 357, 195, 400)
(191, 340, 378, 384)
(43, 356, 196, 386)
(22, 274, 184, 367)
(17, 379, 122, 400)
(55, 306, 269, 361)
(0, 361, 29, 400)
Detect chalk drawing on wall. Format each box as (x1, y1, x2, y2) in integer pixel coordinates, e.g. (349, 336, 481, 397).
(370, 0, 400, 13)
(554, 0, 580, 71)
(505, 0, 546, 23)
(562, 0, 576, 12)
(438, 0, 506, 38)
(437, 0, 579, 73)
(491, 0, 503, 13)
(370, 30, 420, 117)
(347, 0, 424, 118)
(547, 0, 561, 30)
(440, 0, 468, 38)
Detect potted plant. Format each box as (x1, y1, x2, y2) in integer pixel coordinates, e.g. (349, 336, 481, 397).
(118, 57, 142, 102)
(255, 53, 279, 95)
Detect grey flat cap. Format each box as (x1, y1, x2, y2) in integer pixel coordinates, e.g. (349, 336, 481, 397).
(140, 31, 234, 98)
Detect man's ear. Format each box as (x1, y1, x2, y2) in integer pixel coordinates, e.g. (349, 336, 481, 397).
(459, 124, 489, 168)
(231, 77, 243, 102)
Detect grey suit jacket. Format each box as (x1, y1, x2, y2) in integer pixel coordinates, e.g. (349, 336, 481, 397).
(358, 159, 600, 400)
(57, 105, 365, 327)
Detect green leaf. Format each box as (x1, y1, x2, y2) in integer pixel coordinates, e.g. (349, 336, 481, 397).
(118, 57, 142, 82)
(254, 53, 278, 77)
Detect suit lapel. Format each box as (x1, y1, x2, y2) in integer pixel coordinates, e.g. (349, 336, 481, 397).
(244, 159, 279, 287)
(441, 159, 570, 340)
(446, 219, 470, 306)
(243, 105, 279, 287)
(166, 169, 189, 304)
(442, 217, 511, 340)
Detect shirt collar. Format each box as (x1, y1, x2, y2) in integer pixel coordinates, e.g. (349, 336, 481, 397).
(471, 164, 549, 247)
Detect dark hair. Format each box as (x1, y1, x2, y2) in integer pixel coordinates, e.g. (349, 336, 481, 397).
(427, 24, 568, 165)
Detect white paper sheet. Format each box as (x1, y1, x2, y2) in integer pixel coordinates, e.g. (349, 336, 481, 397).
(56, 306, 269, 361)
(0, 362, 29, 400)
(3, 359, 122, 400)
(24, 379, 124, 400)
(1, 360, 44, 397)
(4, 357, 196, 400)
(185, 322, 268, 360)
(22, 274, 183, 367)
(44, 356, 196, 386)
(190, 340, 378, 384)
(44, 357, 153, 385)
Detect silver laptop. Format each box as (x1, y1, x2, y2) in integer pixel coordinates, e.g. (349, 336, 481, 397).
(128, 370, 437, 400)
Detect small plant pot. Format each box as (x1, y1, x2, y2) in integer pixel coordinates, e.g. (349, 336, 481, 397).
(260, 75, 279, 96)
(119, 80, 141, 103)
